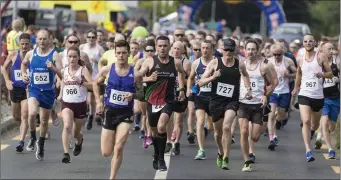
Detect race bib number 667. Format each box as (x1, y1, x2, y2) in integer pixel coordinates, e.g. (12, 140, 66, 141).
(109, 89, 128, 106)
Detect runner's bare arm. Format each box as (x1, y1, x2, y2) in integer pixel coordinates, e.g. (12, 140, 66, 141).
(239, 60, 252, 90)
(81, 67, 93, 90)
(80, 51, 92, 74)
(263, 63, 277, 97)
(137, 57, 153, 78)
(319, 53, 333, 79)
(183, 59, 192, 85)
(175, 58, 186, 90)
(1, 51, 15, 83)
(187, 59, 199, 91)
(93, 65, 110, 104)
(21, 50, 33, 81)
(58, 79, 64, 100)
(53, 51, 63, 79)
(197, 59, 217, 87)
(286, 59, 297, 78)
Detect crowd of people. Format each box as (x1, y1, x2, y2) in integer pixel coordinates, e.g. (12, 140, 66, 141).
(0, 17, 340, 179)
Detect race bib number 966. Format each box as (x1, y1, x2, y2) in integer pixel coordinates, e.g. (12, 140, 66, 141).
(109, 89, 128, 106)
(33, 72, 50, 84)
(216, 82, 234, 97)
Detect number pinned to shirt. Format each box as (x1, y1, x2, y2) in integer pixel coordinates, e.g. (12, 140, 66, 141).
(33, 72, 50, 84)
(305, 79, 318, 90)
(324, 78, 335, 88)
(109, 89, 128, 106)
(152, 104, 166, 113)
(14, 70, 22, 81)
(216, 82, 234, 97)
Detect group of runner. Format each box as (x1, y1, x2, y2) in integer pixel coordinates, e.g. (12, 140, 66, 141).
(2, 19, 340, 179)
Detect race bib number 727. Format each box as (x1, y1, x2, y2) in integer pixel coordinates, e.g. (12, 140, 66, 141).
(216, 82, 234, 97)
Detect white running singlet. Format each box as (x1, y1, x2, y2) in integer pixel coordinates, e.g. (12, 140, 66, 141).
(270, 56, 290, 94)
(82, 44, 102, 80)
(298, 52, 324, 99)
(240, 60, 265, 104)
(62, 67, 87, 103)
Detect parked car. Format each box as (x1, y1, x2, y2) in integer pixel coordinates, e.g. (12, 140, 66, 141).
(270, 23, 311, 44)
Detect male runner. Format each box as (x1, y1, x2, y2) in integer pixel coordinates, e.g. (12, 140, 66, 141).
(2, 33, 30, 152)
(267, 43, 297, 150)
(94, 40, 140, 179)
(169, 41, 191, 155)
(292, 34, 332, 162)
(21, 29, 63, 160)
(80, 30, 104, 130)
(314, 42, 339, 159)
(198, 38, 252, 169)
(138, 35, 186, 171)
(238, 39, 276, 171)
(187, 40, 214, 160)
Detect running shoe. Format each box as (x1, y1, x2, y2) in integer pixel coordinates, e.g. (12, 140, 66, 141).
(172, 142, 180, 155)
(314, 139, 322, 149)
(35, 140, 44, 161)
(16, 141, 24, 153)
(158, 159, 167, 171)
(73, 138, 83, 156)
(139, 130, 145, 139)
(165, 142, 172, 153)
(242, 162, 252, 172)
(268, 140, 276, 151)
(62, 153, 71, 163)
(248, 153, 256, 163)
(26, 138, 36, 152)
(146, 136, 153, 146)
(306, 151, 315, 162)
(216, 153, 223, 168)
(328, 150, 336, 159)
(221, 157, 229, 170)
(194, 149, 206, 160)
(187, 133, 195, 144)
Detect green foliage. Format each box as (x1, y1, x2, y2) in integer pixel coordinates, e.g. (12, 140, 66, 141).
(308, 1, 340, 37)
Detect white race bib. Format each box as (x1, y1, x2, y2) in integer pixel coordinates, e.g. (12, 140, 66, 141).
(152, 104, 166, 113)
(109, 89, 128, 106)
(250, 79, 258, 90)
(63, 85, 80, 98)
(200, 82, 211, 92)
(14, 70, 22, 81)
(305, 79, 318, 90)
(33, 72, 50, 84)
(216, 82, 235, 97)
(324, 78, 336, 88)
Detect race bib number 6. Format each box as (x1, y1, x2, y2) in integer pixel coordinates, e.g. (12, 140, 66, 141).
(33, 72, 50, 84)
(152, 104, 166, 113)
(14, 70, 22, 81)
(216, 82, 234, 97)
(109, 89, 128, 106)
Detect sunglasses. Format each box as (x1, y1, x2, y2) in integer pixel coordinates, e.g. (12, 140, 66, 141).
(193, 49, 201, 52)
(68, 40, 79, 44)
(223, 49, 234, 52)
(303, 40, 314, 43)
(273, 53, 282, 57)
(87, 36, 96, 39)
(175, 34, 184, 37)
(145, 50, 154, 52)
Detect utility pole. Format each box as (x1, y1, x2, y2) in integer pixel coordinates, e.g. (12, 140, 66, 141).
(210, 0, 216, 22)
(12, 0, 18, 20)
(260, 12, 267, 37)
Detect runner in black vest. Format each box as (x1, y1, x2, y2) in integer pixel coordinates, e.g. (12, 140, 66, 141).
(198, 38, 252, 170)
(137, 36, 186, 171)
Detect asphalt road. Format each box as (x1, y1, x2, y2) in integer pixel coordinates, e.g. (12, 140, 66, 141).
(1, 111, 340, 179)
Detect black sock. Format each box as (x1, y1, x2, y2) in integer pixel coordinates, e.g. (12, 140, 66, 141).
(158, 133, 167, 160)
(39, 137, 45, 146)
(30, 130, 36, 140)
(311, 130, 315, 137)
(152, 137, 159, 159)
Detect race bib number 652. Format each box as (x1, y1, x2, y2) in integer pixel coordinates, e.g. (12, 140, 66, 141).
(109, 89, 128, 106)
(33, 72, 50, 84)
(216, 82, 234, 97)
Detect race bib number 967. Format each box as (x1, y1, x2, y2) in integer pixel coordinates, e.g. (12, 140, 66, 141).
(14, 70, 22, 81)
(33, 72, 49, 84)
(305, 79, 318, 90)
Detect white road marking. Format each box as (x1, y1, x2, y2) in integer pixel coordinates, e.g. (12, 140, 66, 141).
(154, 153, 171, 179)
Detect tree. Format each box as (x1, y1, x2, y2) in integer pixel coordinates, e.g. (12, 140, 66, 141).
(138, 1, 182, 21)
(308, 1, 340, 37)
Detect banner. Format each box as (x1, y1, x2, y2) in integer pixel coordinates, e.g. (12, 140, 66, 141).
(186, 0, 286, 34)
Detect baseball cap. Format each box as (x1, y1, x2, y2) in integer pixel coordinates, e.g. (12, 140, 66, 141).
(223, 38, 236, 51)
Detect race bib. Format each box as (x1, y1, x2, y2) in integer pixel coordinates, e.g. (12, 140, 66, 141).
(250, 79, 258, 90)
(14, 70, 22, 81)
(152, 104, 166, 113)
(33, 72, 49, 84)
(109, 89, 128, 106)
(324, 78, 336, 88)
(305, 79, 318, 90)
(216, 82, 235, 97)
(200, 82, 211, 92)
(63, 85, 80, 98)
